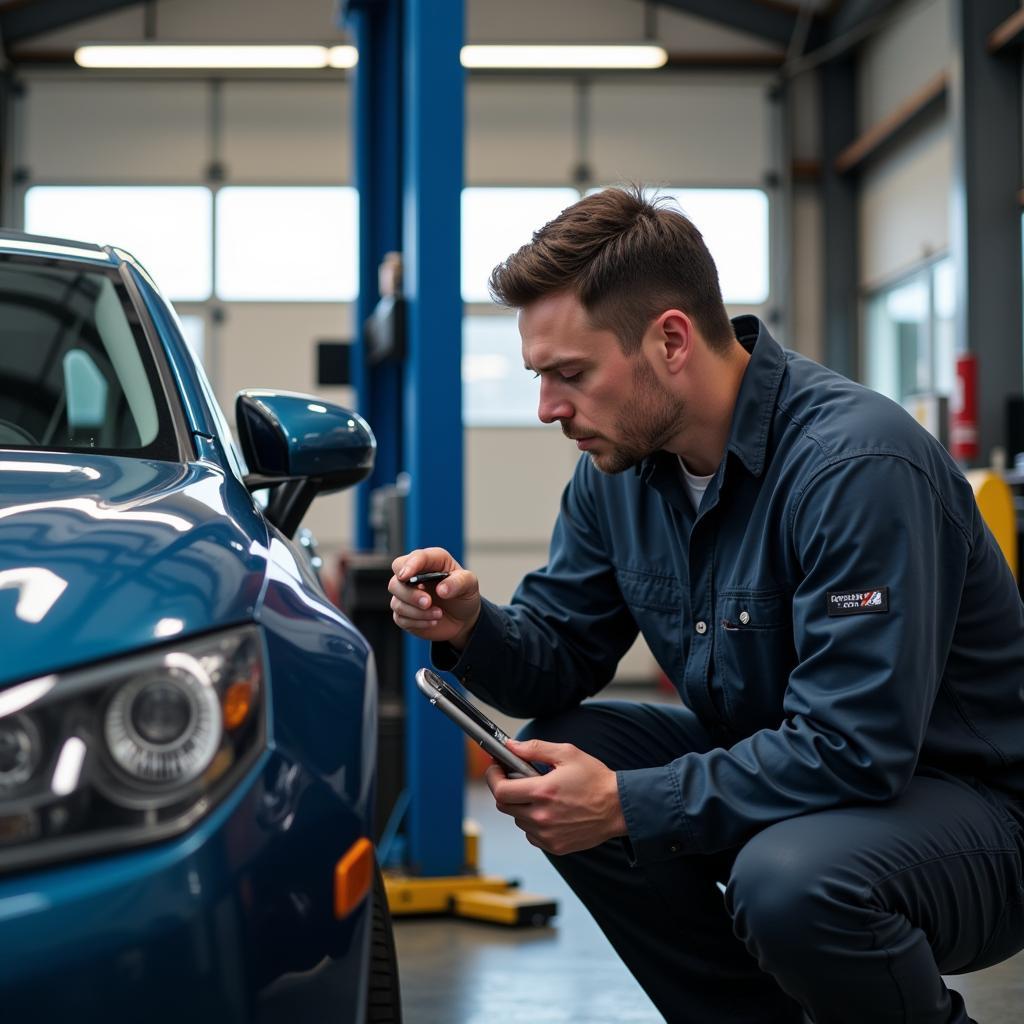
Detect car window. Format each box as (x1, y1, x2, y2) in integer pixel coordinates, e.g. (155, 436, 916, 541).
(136, 273, 249, 481)
(0, 256, 178, 459)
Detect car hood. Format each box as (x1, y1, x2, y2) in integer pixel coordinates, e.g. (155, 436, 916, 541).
(0, 452, 269, 685)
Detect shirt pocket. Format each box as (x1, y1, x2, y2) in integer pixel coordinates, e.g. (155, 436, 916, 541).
(614, 567, 685, 681)
(714, 589, 795, 730)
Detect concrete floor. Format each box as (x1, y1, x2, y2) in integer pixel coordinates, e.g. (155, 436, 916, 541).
(393, 690, 1024, 1023)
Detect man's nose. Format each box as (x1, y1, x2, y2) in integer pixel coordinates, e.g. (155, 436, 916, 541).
(537, 381, 574, 424)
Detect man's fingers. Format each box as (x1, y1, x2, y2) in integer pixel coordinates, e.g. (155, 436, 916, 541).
(432, 568, 476, 601)
(394, 547, 457, 581)
(489, 775, 542, 806)
(390, 595, 443, 622)
(485, 763, 543, 807)
(389, 552, 474, 606)
(392, 611, 438, 630)
(484, 763, 507, 797)
(485, 763, 528, 805)
(392, 549, 425, 580)
(506, 737, 572, 766)
(516, 821, 549, 853)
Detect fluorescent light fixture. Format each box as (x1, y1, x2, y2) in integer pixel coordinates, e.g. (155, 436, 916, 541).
(74, 44, 354, 69)
(327, 45, 359, 68)
(460, 44, 668, 70)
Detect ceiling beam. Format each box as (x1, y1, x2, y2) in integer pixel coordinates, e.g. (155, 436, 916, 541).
(824, 0, 899, 43)
(655, 0, 822, 48)
(0, 0, 145, 46)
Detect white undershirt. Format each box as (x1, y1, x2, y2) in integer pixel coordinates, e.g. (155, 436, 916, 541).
(678, 456, 715, 513)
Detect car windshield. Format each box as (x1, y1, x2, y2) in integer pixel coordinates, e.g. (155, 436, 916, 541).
(0, 255, 178, 459)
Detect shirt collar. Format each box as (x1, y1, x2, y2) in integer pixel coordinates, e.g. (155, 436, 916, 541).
(636, 315, 787, 483)
(724, 315, 787, 478)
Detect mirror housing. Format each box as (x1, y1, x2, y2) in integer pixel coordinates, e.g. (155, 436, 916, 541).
(235, 390, 376, 537)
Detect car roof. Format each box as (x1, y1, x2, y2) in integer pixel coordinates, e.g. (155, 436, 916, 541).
(0, 229, 120, 268)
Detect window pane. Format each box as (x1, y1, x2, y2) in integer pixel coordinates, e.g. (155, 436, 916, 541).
(932, 258, 956, 397)
(24, 186, 212, 302)
(0, 258, 177, 458)
(462, 188, 579, 303)
(177, 314, 205, 366)
(463, 314, 538, 426)
(865, 270, 930, 403)
(586, 186, 770, 305)
(661, 189, 769, 305)
(216, 187, 358, 301)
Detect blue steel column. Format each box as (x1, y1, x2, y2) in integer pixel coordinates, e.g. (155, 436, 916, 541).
(346, 0, 403, 550)
(821, 57, 858, 380)
(401, 0, 465, 876)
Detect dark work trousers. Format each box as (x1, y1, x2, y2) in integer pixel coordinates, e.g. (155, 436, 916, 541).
(517, 701, 1024, 1024)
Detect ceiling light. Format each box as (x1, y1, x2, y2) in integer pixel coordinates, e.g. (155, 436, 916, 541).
(74, 44, 343, 69)
(460, 44, 668, 70)
(327, 46, 359, 69)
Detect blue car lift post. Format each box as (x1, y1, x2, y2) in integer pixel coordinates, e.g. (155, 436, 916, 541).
(343, 0, 555, 927)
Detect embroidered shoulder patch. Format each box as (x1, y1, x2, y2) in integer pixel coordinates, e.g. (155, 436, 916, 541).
(826, 587, 889, 616)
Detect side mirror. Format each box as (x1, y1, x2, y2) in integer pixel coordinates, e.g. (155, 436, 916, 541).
(235, 390, 376, 537)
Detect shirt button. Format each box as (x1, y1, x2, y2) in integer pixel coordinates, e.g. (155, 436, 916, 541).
(695, 621, 708, 635)
(669, 843, 680, 854)
(739, 610, 750, 625)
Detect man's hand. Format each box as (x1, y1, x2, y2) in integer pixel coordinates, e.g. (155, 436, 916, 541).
(485, 739, 627, 856)
(388, 547, 482, 649)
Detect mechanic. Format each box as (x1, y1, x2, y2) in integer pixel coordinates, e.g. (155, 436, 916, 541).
(388, 186, 1024, 1024)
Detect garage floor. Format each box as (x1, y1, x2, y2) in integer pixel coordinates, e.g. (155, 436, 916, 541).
(393, 689, 1024, 1023)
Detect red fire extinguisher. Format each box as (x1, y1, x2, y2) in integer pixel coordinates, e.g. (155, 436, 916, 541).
(950, 352, 978, 462)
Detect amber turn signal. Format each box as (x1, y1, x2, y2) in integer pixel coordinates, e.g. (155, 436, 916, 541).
(222, 681, 253, 730)
(334, 836, 374, 919)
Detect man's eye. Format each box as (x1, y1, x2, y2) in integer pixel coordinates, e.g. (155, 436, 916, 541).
(529, 370, 581, 382)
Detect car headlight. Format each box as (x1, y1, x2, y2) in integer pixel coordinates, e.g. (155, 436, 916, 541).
(0, 714, 43, 791)
(104, 659, 223, 787)
(0, 626, 266, 873)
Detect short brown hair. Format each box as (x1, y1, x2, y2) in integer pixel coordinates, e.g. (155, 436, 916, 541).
(488, 185, 735, 354)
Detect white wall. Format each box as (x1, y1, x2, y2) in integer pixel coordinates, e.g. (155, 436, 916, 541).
(15, 0, 350, 46)
(467, 0, 780, 52)
(857, 0, 951, 131)
(859, 120, 952, 289)
(20, 77, 351, 185)
(856, 0, 952, 289)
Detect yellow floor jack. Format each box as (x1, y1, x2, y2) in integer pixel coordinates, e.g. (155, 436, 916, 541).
(383, 817, 558, 927)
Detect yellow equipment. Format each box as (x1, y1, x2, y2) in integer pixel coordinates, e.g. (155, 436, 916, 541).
(967, 469, 1018, 581)
(383, 819, 557, 927)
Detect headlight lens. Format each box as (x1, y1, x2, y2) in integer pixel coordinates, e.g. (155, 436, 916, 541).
(105, 663, 222, 786)
(0, 715, 42, 791)
(0, 626, 266, 873)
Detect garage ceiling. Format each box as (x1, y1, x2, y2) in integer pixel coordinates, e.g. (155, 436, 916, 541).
(0, 0, 899, 63)
(0, 0, 145, 45)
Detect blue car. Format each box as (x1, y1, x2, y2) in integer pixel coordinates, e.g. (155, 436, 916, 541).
(0, 232, 401, 1022)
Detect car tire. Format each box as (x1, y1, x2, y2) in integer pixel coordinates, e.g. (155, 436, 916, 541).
(365, 861, 402, 1023)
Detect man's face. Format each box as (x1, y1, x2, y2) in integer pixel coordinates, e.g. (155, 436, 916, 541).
(520, 292, 686, 475)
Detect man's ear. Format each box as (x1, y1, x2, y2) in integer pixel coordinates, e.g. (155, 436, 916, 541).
(651, 309, 693, 375)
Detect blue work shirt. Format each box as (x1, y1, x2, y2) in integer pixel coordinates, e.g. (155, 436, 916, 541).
(435, 316, 1024, 864)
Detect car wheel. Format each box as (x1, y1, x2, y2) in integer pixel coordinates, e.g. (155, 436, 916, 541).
(365, 861, 402, 1023)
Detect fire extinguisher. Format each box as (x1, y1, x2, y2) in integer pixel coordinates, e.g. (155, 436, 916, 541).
(950, 352, 978, 462)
